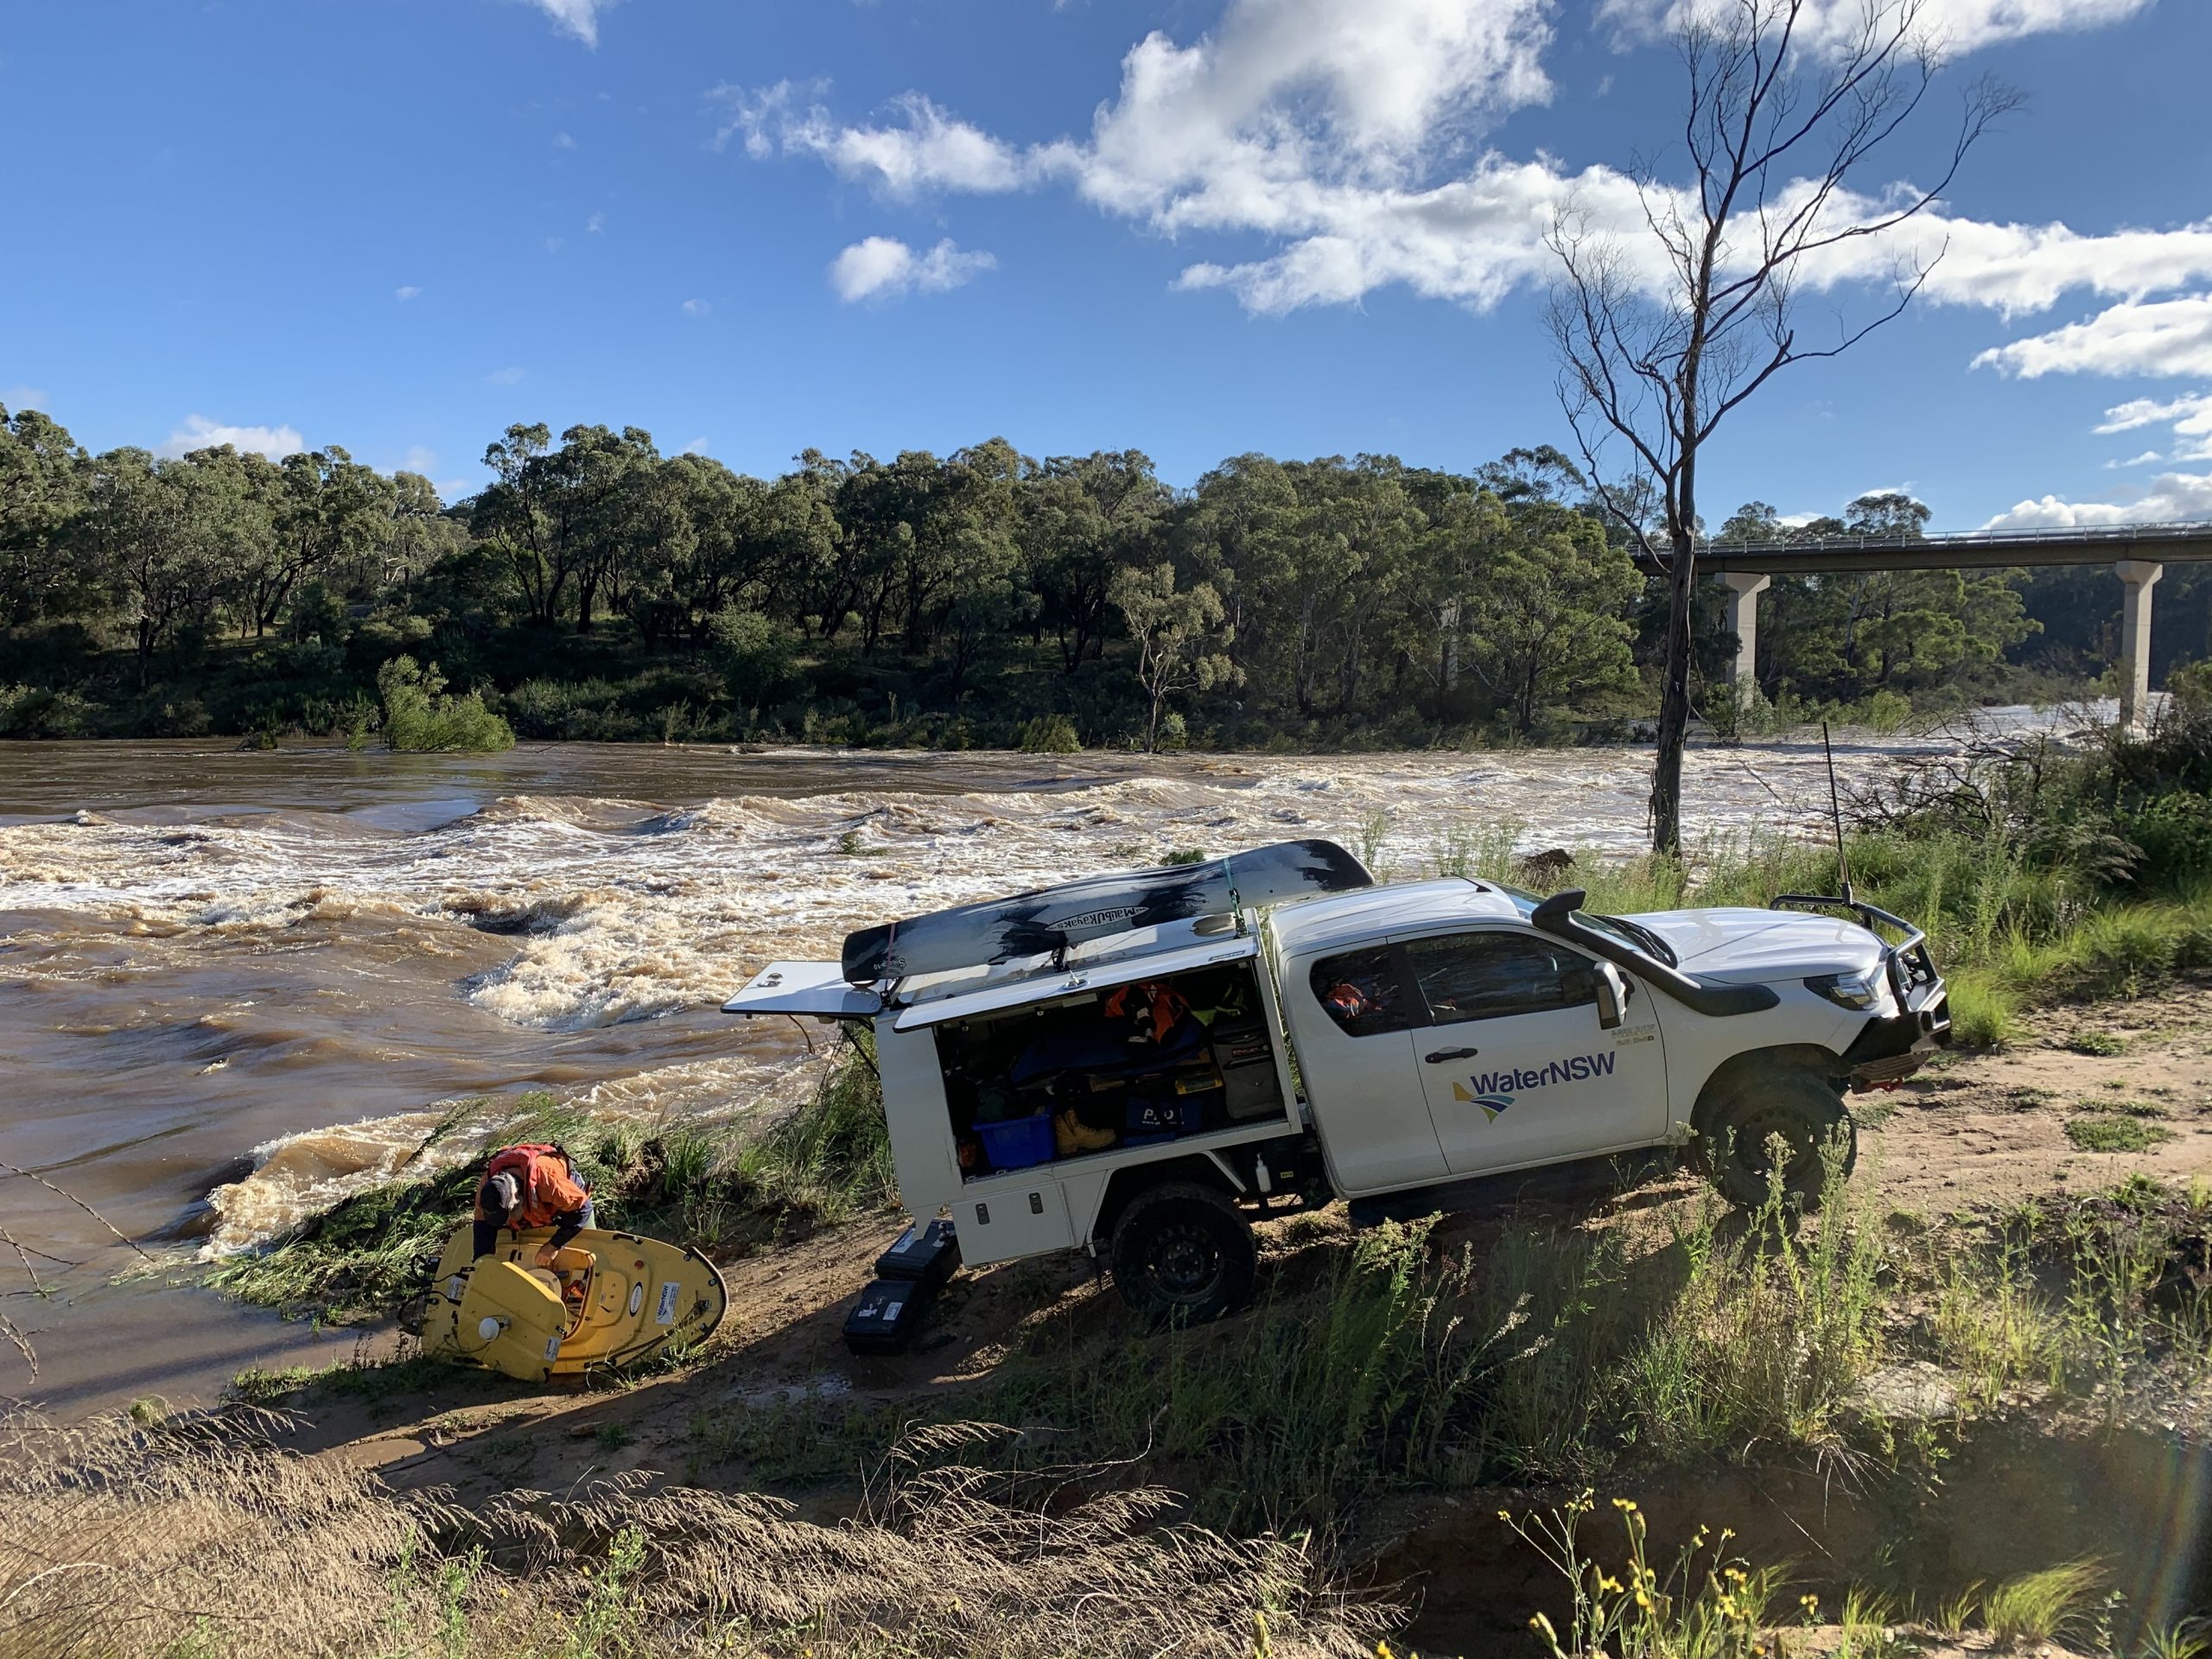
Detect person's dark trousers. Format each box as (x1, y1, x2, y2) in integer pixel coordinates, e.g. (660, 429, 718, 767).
(473, 1219, 505, 1259)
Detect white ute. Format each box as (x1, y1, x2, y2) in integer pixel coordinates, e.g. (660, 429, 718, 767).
(728, 840, 1948, 1323)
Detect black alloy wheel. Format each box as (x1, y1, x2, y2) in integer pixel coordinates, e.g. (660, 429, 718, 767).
(1701, 1067, 1856, 1211)
(1109, 1180, 1259, 1325)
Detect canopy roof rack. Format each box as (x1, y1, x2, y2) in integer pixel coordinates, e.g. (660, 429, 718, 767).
(839, 837, 1373, 986)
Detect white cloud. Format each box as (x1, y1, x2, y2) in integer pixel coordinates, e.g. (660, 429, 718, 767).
(682, 436, 711, 455)
(402, 445, 438, 475)
(486, 366, 526, 386)
(681, 297, 713, 317)
(1981, 471, 2212, 529)
(728, 0, 2196, 331)
(555, 131, 577, 149)
(1600, 0, 2154, 55)
(2091, 389, 2212, 463)
(2107, 450, 2164, 467)
(395, 284, 423, 302)
(157, 415, 305, 461)
(527, 0, 615, 47)
(1973, 296, 2212, 380)
(717, 83, 1032, 197)
(545, 236, 565, 254)
(2, 385, 49, 412)
(830, 236, 996, 302)
(587, 212, 606, 233)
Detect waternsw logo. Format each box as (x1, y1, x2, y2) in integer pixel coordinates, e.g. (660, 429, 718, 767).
(1451, 1050, 1618, 1122)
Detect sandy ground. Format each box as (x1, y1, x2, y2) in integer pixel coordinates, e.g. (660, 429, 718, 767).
(1874, 984, 2212, 1216)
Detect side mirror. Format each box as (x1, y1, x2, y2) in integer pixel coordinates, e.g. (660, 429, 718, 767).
(1593, 962, 1632, 1029)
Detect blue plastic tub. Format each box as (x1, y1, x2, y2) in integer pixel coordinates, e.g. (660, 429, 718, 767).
(977, 1112, 1057, 1170)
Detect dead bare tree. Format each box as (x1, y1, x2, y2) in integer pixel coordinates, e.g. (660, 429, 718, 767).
(1547, 0, 2017, 855)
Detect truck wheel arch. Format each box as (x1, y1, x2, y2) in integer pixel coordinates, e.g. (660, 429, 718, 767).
(1089, 1155, 1243, 1249)
(1688, 1044, 1847, 1142)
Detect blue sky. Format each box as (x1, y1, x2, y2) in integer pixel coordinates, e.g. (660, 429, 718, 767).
(3, 0, 2208, 530)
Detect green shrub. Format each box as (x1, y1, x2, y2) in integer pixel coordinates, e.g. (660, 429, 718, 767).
(711, 607, 796, 716)
(2121, 791, 2212, 888)
(378, 657, 514, 753)
(1014, 714, 1083, 753)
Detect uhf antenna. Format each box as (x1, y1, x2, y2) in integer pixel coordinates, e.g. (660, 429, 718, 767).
(1821, 719, 1853, 903)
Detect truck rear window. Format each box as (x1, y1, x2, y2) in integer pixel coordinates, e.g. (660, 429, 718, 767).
(1308, 947, 1417, 1038)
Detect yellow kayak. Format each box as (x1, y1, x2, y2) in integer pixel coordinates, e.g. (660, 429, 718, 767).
(420, 1224, 728, 1382)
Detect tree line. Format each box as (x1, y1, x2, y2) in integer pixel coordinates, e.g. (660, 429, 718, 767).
(0, 403, 2183, 750)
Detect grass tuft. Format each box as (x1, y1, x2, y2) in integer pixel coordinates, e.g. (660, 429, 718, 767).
(2066, 1116, 2175, 1154)
(1982, 1559, 2103, 1644)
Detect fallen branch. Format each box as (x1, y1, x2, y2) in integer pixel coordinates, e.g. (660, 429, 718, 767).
(0, 1313, 34, 1381)
(0, 1224, 48, 1297)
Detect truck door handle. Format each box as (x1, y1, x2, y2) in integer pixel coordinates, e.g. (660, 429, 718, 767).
(1424, 1046, 1479, 1063)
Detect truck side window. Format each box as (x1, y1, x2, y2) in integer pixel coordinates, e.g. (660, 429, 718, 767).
(1405, 932, 1597, 1026)
(1308, 947, 1415, 1038)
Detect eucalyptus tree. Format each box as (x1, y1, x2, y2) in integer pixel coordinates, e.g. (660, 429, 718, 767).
(1461, 500, 1642, 734)
(1022, 450, 1172, 673)
(1547, 0, 2013, 853)
(1109, 562, 1238, 752)
(85, 449, 226, 687)
(474, 423, 563, 626)
(238, 447, 393, 634)
(0, 405, 88, 628)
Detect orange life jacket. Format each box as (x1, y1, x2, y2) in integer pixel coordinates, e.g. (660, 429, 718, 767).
(1103, 980, 1191, 1044)
(475, 1142, 588, 1230)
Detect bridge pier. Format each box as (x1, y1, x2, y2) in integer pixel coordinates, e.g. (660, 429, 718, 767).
(1718, 572, 1770, 687)
(2116, 558, 2162, 733)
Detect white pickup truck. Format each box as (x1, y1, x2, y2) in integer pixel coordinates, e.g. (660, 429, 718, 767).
(728, 840, 1948, 1322)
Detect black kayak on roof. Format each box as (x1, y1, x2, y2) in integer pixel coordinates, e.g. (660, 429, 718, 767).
(839, 837, 1374, 985)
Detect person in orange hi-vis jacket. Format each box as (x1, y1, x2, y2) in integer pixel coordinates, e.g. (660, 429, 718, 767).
(473, 1142, 595, 1266)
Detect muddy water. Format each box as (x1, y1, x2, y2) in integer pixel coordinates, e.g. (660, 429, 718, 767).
(0, 717, 2081, 1414)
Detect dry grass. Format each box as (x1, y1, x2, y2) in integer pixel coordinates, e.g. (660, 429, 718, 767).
(0, 1410, 1384, 1659)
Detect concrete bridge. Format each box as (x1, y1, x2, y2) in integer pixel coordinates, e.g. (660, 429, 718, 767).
(1632, 522, 2212, 729)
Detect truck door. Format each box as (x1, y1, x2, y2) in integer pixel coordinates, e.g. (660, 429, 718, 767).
(1396, 928, 1666, 1176)
(1293, 944, 1452, 1192)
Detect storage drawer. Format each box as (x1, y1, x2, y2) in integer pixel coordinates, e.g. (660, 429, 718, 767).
(956, 1180, 1074, 1266)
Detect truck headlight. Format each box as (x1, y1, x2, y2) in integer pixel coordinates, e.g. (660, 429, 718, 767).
(1807, 969, 1885, 1010)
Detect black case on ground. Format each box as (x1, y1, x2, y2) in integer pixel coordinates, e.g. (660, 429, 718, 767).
(874, 1218, 960, 1289)
(843, 1277, 935, 1355)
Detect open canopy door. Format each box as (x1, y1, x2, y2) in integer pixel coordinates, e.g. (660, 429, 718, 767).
(724, 961, 883, 1019)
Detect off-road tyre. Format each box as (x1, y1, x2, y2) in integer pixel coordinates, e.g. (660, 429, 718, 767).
(1698, 1066, 1856, 1211)
(1109, 1180, 1258, 1325)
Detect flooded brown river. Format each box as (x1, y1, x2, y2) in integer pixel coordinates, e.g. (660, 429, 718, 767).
(0, 719, 2084, 1414)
